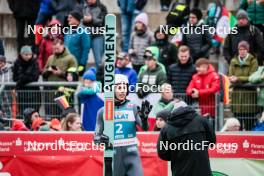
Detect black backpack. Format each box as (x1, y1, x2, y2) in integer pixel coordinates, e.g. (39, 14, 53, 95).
(166, 2, 190, 27)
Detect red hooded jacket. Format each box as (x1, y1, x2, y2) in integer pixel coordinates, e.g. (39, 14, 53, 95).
(186, 64, 220, 117)
(38, 19, 62, 72)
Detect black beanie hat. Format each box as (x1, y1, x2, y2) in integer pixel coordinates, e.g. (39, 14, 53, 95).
(156, 109, 171, 122)
(69, 11, 83, 22)
(190, 8, 203, 21)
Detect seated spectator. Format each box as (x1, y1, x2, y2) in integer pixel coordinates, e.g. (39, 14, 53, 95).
(168, 45, 196, 97)
(115, 52, 137, 91)
(12, 119, 29, 131)
(229, 41, 258, 130)
(13, 46, 40, 117)
(43, 39, 77, 81)
(23, 108, 40, 129)
(38, 19, 62, 73)
(223, 10, 264, 65)
(129, 12, 155, 73)
(181, 8, 212, 63)
(50, 118, 62, 131)
(186, 58, 220, 119)
(32, 117, 47, 131)
(152, 26, 177, 72)
(62, 113, 82, 131)
(81, 0, 107, 68)
(77, 68, 103, 131)
(137, 46, 167, 98)
(0, 55, 12, 83)
(252, 112, 264, 131)
(154, 109, 170, 131)
(64, 11, 90, 75)
(221, 118, 241, 132)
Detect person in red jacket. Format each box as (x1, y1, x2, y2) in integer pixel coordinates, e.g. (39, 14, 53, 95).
(186, 58, 220, 118)
(38, 19, 62, 73)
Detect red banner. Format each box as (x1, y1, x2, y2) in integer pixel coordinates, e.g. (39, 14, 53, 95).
(0, 132, 263, 176)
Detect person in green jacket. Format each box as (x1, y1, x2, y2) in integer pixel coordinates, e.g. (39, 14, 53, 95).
(42, 38, 77, 118)
(240, 0, 264, 38)
(137, 46, 167, 98)
(228, 41, 259, 130)
(43, 38, 77, 82)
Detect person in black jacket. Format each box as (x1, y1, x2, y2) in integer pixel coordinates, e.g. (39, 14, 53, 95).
(7, 0, 40, 53)
(223, 9, 264, 65)
(13, 46, 40, 118)
(152, 26, 178, 72)
(157, 103, 216, 176)
(168, 45, 196, 101)
(181, 8, 212, 63)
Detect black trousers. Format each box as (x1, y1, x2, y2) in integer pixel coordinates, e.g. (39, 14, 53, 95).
(15, 17, 36, 53)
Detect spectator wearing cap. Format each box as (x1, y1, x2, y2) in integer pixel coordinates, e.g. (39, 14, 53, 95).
(168, 45, 196, 96)
(32, 117, 47, 131)
(137, 46, 167, 98)
(50, 0, 82, 26)
(79, 0, 107, 68)
(221, 118, 241, 132)
(149, 83, 174, 130)
(12, 119, 29, 131)
(50, 118, 62, 131)
(129, 12, 155, 73)
(115, 52, 137, 91)
(187, 58, 220, 119)
(154, 109, 170, 131)
(0, 55, 12, 83)
(77, 68, 103, 131)
(229, 41, 258, 130)
(224, 9, 264, 65)
(64, 11, 91, 75)
(152, 26, 178, 72)
(240, 0, 264, 39)
(157, 103, 216, 176)
(181, 8, 212, 63)
(13, 46, 41, 117)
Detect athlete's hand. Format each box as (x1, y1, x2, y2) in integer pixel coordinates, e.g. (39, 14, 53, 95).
(137, 100, 153, 121)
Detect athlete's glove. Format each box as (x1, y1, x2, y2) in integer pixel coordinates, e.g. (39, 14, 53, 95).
(137, 100, 152, 131)
(94, 134, 113, 149)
